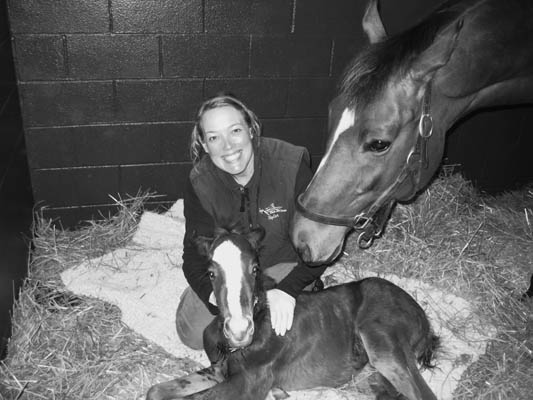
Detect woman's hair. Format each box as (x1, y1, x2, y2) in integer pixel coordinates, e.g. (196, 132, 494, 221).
(189, 94, 261, 164)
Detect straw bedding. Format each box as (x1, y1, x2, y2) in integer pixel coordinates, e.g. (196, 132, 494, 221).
(1, 172, 532, 400)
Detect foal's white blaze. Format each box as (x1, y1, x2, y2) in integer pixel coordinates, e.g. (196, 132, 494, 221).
(315, 107, 355, 175)
(212, 240, 249, 333)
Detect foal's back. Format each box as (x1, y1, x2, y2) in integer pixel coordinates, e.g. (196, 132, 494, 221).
(273, 277, 436, 398)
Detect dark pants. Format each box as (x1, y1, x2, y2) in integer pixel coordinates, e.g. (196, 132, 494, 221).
(176, 262, 298, 350)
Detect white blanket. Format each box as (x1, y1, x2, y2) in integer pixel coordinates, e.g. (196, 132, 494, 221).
(61, 200, 494, 400)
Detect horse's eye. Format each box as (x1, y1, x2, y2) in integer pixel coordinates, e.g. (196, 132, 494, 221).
(365, 140, 391, 153)
(208, 271, 215, 280)
(252, 266, 259, 275)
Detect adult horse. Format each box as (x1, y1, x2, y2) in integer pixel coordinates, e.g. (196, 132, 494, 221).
(292, 0, 533, 264)
(146, 228, 439, 400)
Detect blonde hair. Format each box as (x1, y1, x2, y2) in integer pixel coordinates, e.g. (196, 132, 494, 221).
(190, 94, 261, 164)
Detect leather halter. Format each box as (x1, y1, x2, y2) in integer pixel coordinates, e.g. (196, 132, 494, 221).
(296, 84, 434, 249)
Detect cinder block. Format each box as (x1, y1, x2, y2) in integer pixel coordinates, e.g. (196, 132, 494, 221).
(251, 35, 331, 77)
(13, 35, 67, 81)
(67, 34, 159, 79)
(26, 127, 77, 169)
(28, 122, 194, 168)
(119, 162, 192, 200)
(8, 0, 110, 33)
(115, 79, 203, 122)
(204, 78, 289, 118)
(293, 0, 364, 35)
(159, 122, 194, 163)
(32, 166, 120, 207)
(287, 78, 335, 117)
(261, 118, 327, 156)
(162, 35, 249, 78)
(19, 81, 114, 127)
(205, 0, 292, 34)
(112, 0, 202, 33)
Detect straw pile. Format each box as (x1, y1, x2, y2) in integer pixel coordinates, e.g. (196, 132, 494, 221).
(1, 172, 532, 399)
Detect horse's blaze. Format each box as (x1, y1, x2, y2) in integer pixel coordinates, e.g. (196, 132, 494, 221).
(212, 240, 254, 347)
(316, 107, 355, 174)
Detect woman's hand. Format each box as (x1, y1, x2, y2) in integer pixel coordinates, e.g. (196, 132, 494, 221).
(266, 289, 296, 336)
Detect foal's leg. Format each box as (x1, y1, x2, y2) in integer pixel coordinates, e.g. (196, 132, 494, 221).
(145, 362, 226, 400)
(360, 329, 436, 400)
(368, 372, 403, 400)
(182, 366, 275, 400)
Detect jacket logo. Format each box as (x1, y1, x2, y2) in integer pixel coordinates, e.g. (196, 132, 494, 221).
(259, 203, 287, 220)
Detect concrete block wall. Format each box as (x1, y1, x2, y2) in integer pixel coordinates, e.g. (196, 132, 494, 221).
(9, 0, 531, 227)
(8, 0, 374, 227)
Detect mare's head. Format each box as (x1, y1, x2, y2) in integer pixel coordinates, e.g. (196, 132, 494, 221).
(196, 227, 265, 348)
(292, 0, 464, 263)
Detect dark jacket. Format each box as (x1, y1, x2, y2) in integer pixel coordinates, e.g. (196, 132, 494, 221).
(182, 137, 326, 314)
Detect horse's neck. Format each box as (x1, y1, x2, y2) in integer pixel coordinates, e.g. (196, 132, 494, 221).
(434, 0, 533, 127)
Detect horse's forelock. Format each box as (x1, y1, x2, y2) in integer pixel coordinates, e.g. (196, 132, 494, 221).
(340, 1, 465, 108)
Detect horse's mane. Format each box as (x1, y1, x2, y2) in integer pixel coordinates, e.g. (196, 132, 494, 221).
(339, 0, 471, 108)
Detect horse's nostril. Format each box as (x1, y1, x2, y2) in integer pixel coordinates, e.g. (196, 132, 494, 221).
(247, 317, 254, 336)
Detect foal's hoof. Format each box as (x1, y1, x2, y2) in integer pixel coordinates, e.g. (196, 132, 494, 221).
(266, 387, 290, 400)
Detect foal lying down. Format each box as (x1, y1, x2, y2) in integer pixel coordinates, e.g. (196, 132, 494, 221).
(147, 228, 439, 400)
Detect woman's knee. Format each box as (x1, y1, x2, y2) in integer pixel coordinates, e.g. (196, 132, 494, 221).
(175, 287, 215, 350)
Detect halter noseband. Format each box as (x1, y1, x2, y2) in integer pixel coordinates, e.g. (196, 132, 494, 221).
(296, 84, 434, 249)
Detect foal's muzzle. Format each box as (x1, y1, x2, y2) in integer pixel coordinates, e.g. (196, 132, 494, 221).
(223, 316, 254, 348)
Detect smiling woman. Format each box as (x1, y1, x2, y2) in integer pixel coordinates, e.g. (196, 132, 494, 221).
(198, 105, 255, 185)
(176, 94, 326, 351)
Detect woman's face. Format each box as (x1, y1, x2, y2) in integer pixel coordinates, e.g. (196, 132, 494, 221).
(200, 106, 255, 185)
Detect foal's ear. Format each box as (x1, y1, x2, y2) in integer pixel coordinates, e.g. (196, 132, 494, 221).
(409, 18, 464, 84)
(246, 226, 265, 250)
(362, 0, 387, 44)
(193, 233, 215, 258)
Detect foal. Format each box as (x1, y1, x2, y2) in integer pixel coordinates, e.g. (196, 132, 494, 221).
(147, 228, 439, 400)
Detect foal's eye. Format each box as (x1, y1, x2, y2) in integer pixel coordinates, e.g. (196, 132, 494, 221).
(365, 139, 391, 153)
(251, 266, 259, 275)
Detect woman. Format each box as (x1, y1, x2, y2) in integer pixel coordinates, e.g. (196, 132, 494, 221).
(176, 94, 326, 350)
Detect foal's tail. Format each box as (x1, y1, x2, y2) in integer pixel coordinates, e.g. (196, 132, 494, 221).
(417, 333, 441, 370)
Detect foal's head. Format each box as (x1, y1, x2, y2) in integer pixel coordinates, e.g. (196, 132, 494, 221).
(196, 227, 265, 348)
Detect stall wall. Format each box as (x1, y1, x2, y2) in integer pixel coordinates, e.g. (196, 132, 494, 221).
(8, 0, 532, 227)
(8, 0, 374, 226)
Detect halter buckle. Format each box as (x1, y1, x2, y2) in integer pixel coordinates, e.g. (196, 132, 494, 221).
(353, 213, 371, 230)
(418, 113, 433, 138)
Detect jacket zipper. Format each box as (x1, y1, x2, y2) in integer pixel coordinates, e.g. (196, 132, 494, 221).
(239, 186, 253, 228)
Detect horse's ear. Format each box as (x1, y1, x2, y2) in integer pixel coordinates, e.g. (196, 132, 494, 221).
(246, 226, 265, 250)
(409, 18, 464, 84)
(362, 0, 387, 44)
